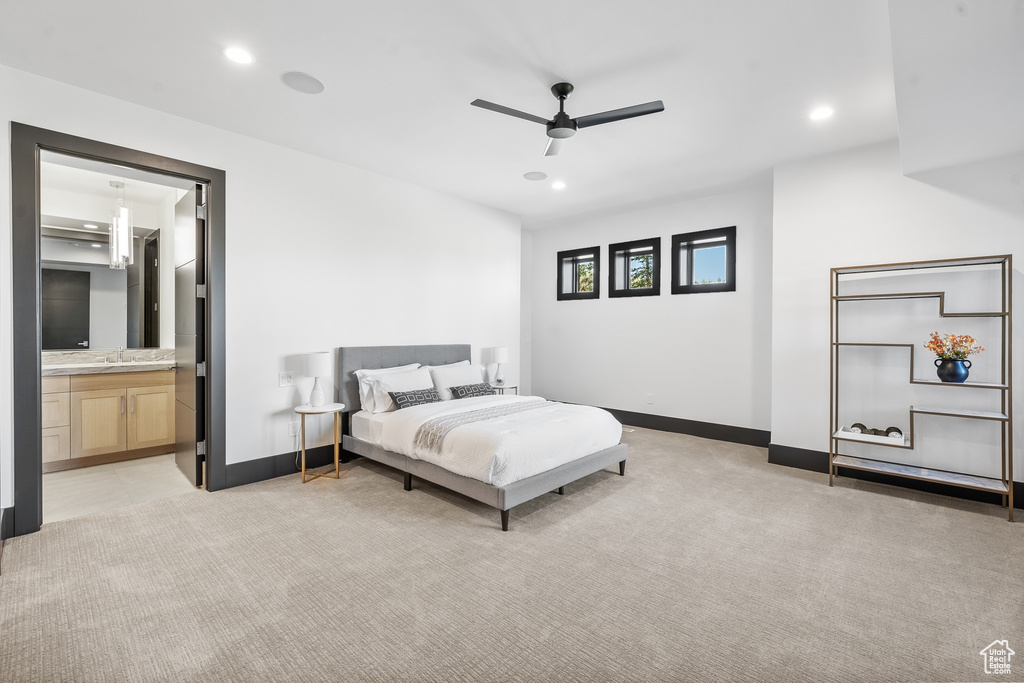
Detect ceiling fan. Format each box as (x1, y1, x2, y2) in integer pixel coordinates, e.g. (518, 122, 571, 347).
(471, 82, 664, 156)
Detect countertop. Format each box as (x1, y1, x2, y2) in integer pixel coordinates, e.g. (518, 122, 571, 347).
(42, 360, 176, 376)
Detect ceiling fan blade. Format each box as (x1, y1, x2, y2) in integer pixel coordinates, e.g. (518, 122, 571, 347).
(543, 138, 563, 156)
(470, 99, 549, 125)
(574, 100, 665, 129)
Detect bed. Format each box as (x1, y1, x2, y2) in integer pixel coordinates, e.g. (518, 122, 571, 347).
(338, 344, 627, 530)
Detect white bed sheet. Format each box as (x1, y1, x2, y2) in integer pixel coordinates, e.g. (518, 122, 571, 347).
(368, 394, 622, 488)
(350, 410, 389, 445)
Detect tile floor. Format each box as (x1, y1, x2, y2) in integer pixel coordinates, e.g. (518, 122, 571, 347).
(43, 453, 199, 524)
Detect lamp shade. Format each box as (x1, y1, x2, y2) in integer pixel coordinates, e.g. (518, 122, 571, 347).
(489, 347, 509, 364)
(305, 352, 331, 378)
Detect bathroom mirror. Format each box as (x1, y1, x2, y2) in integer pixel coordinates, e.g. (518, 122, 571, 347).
(39, 151, 191, 352)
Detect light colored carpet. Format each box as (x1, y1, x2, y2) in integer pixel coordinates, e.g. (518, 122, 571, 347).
(1, 427, 1022, 682)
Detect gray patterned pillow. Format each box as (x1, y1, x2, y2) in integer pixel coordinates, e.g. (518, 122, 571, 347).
(449, 383, 495, 399)
(389, 388, 442, 409)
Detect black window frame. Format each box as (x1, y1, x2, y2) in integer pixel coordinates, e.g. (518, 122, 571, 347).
(556, 246, 600, 301)
(609, 237, 661, 298)
(671, 226, 736, 295)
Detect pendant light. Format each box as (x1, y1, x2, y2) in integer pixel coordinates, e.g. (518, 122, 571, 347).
(109, 180, 133, 269)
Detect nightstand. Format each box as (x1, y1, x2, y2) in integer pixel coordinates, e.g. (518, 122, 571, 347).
(490, 384, 519, 395)
(294, 402, 345, 483)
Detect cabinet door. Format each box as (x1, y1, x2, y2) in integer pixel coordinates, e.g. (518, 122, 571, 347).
(42, 391, 70, 428)
(42, 426, 71, 462)
(128, 385, 175, 450)
(71, 388, 127, 457)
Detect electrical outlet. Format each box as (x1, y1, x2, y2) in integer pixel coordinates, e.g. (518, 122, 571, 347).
(279, 372, 294, 387)
(288, 421, 299, 437)
(646, 393, 654, 405)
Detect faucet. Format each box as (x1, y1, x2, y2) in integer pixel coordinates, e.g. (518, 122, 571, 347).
(116, 346, 124, 363)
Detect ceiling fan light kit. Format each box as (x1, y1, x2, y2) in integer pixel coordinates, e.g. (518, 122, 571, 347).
(471, 82, 664, 156)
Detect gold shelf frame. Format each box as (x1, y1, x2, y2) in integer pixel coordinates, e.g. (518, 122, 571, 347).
(829, 254, 1013, 521)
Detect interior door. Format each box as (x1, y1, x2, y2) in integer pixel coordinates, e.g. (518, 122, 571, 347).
(144, 236, 160, 347)
(174, 186, 206, 486)
(41, 269, 90, 350)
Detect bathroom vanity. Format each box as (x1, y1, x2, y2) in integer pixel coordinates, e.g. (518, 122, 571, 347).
(42, 350, 176, 472)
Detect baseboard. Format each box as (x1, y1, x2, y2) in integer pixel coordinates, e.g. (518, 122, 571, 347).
(603, 408, 770, 447)
(768, 443, 1023, 510)
(767, 443, 829, 473)
(224, 445, 337, 488)
(42, 444, 175, 474)
(1, 506, 12, 541)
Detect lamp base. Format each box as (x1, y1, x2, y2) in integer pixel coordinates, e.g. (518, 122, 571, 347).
(310, 378, 326, 407)
(493, 364, 504, 385)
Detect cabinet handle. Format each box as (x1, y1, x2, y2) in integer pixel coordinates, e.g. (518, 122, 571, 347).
(121, 395, 125, 414)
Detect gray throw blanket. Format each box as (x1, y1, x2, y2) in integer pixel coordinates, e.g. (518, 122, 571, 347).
(413, 400, 551, 454)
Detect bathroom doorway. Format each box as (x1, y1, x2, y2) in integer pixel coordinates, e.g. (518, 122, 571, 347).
(10, 123, 226, 537)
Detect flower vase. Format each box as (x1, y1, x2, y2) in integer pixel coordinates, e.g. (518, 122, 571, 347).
(935, 358, 971, 383)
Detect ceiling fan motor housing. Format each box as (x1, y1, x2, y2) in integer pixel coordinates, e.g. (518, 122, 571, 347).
(547, 112, 577, 139)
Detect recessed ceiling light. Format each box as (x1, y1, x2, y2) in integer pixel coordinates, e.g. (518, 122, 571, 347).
(223, 47, 255, 65)
(809, 106, 834, 121)
(83, 223, 98, 229)
(523, 172, 547, 181)
(91, 243, 102, 248)
(552, 180, 566, 190)
(282, 71, 325, 94)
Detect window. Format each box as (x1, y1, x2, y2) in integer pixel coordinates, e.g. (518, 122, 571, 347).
(609, 237, 660, 298)
(671, 226, 736, 294)
(556, 246, 600, 300)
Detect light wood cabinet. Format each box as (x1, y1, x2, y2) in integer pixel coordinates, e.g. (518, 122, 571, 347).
(127, 384, 175, 450)
(42, 376, 71, 462)
(60, 371, 176, 463)
(71, 388, 128, 457)
(42, 426, 71, 463)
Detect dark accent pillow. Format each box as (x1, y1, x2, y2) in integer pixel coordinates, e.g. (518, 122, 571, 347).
(389, 388, 442, 409)
(449, 383, 495, 399)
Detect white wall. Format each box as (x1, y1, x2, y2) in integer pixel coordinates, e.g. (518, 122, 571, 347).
(0, 65, 521, 507)
(771, 140, 1024, 481)
(525, 185, 773, 430)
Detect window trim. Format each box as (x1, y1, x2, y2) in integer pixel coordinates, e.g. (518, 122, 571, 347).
(671, 226, 736, 295)
(556, 246, 600, 301)
(609, 237, 661, 298)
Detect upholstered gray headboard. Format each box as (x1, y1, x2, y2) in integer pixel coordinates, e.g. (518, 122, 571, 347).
(337, 344, 471, 413)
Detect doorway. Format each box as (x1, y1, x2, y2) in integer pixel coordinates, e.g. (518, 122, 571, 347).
(10, 122, 226, 537)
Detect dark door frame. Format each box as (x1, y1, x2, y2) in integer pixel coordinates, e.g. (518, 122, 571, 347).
(10, 122, 227, 536)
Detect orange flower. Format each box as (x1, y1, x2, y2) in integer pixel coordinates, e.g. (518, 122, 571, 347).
(924, 332, 984, 359)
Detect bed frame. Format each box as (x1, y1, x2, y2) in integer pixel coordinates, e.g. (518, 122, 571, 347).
(337, 344, 627, 530)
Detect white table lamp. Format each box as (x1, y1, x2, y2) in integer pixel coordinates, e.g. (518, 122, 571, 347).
(489, 346, 509, 385)
(305, 352, 332, 407)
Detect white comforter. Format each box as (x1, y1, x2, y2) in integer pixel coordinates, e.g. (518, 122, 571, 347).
(377, 394, 622, 487)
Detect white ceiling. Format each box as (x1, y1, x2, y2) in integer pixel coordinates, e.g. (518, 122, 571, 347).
(1, 1, 1015, 226)
(888, 0, 1024, 175)
(41, 153, 189, 206)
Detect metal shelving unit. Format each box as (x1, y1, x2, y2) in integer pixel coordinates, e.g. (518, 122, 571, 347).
(829, 255, 1013, 521)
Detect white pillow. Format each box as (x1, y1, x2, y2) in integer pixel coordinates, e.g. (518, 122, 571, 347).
(429, 364, 485, 401)
(368, 367, 434, 413)
(422, 359, 470, 370)
(354, 363, 420, 412)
